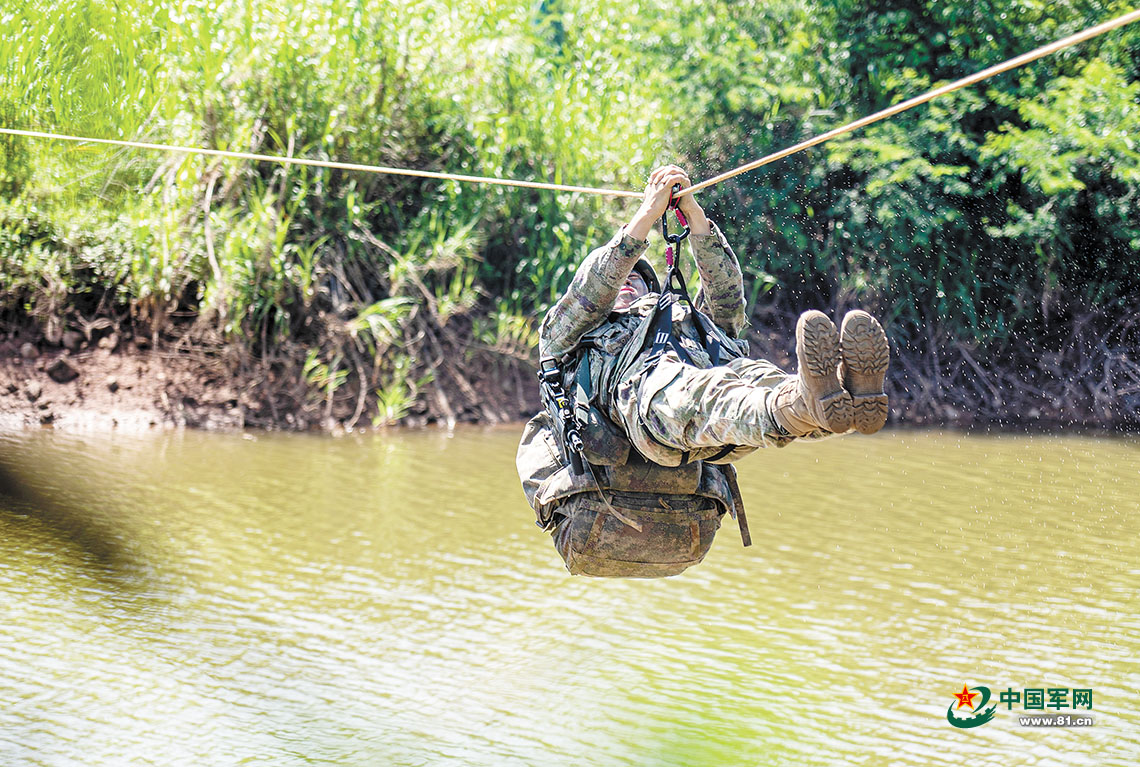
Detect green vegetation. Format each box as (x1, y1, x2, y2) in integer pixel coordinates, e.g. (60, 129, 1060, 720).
(2, 0, 1138, 426)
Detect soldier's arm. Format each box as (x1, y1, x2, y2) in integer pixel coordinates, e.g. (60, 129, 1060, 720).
(539, 166, 686, 358)
(538, 228, 649, 359)
(690, 221, 747, 337)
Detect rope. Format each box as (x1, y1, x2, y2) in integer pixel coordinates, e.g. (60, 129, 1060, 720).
(0, 128, 642, 199)
(1, 7, 1137, 199)
(677, 7, 1140, 197)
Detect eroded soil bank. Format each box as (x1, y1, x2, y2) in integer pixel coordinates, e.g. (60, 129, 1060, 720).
(1, 317, 1137, 434)
(0, 323, 538, 432)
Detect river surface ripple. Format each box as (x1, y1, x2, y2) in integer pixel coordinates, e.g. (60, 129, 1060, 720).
(0, 428, 1137, 766)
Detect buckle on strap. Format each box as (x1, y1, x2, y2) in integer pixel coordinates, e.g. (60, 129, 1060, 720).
(537, 355, 586, 475)
(538, 356, 562, 383)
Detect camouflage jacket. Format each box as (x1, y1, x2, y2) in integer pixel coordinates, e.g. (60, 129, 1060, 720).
(539, 221, 746, 361)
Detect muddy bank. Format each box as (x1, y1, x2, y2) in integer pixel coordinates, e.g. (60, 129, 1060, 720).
(1, 318, 1137, 434)
(1, 330, 246, 432)
(0, 325, 538, 433)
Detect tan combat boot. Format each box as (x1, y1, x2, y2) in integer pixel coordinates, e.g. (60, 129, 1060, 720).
(769, 311, 853, 436)
(838, 310, 890, 434)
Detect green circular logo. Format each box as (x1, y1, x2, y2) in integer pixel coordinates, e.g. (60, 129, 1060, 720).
(947, 684, 998, 728)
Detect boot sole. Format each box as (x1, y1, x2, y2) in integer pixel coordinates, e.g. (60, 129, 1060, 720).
(796, 311, 853, 433)
(840, 311, 889, 434)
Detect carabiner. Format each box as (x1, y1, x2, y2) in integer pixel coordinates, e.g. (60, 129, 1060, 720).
(661, 184, 691, 243)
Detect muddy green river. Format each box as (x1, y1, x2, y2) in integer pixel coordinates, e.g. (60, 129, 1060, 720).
(0, 428, 1136, 765)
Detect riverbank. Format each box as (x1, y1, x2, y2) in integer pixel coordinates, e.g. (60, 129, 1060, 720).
(2, 317, 1137, 434)
(5, 0, 1140, 437)
(0, 329, 245, 431)
(0, 323, 539, 432)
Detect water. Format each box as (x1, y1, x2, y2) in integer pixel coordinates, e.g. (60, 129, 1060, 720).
(0, 428, 1137, 766)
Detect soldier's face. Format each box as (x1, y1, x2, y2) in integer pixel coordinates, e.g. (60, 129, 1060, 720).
(614, 270, 648, 311)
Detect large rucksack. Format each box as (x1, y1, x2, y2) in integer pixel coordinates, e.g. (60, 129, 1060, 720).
(516, 410, 747, 577)
(516, 302, 751, 578)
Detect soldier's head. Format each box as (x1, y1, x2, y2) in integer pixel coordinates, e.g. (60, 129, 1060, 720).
(614, 259, 659, 312)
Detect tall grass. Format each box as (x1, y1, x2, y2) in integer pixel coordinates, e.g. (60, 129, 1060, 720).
(0, 0, 679, 423)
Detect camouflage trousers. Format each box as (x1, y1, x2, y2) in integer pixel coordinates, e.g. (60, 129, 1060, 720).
(613, 351, 827, 466)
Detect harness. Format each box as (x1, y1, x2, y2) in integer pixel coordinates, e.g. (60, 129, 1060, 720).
(647, 206, 723, 368)
(538, 203, 740, 474)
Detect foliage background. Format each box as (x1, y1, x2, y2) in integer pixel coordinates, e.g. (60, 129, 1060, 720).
(2, 0, 1138, 426)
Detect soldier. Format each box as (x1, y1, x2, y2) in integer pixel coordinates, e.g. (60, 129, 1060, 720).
(540, 165, 890, 459)
(517, 164, 889, 577)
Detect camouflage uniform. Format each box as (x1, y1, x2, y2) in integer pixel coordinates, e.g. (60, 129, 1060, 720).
(519, 221, 885, 576)
(540, 222, 809, 467)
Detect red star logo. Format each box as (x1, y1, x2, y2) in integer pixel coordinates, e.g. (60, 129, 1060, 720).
(954, 683, 978, 710)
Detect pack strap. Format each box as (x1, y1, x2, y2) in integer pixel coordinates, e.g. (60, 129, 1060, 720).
(574, 352, 593, 427)
(646, 292, 698, 366)
(706, 444, 738, 462)
(586, 464, 643, 531)
(723, 465, 751, 547)
(662, 264, 724, 366)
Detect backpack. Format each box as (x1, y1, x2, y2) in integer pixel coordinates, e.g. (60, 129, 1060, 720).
(516, 410, 747, 578)
(517, 298, 752, 578)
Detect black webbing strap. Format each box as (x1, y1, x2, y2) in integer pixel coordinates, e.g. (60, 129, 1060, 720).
(724, 465, 751, 547)
(661, 262, 721, 366)
(647, 291, 696, 367)
(706, 444, 738, 462)
(574, 351, 592, 427)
